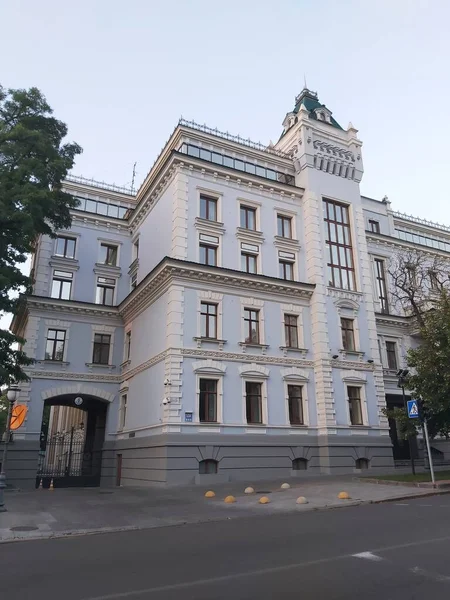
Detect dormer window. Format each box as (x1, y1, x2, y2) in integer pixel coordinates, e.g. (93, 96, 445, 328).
(315, 108, 332, 124)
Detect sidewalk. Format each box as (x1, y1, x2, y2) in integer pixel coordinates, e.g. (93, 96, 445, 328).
(0, 475, 445, 543)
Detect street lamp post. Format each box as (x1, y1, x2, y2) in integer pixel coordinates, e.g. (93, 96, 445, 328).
(0, 384, 21, 512)
(396, 369, 415, 475)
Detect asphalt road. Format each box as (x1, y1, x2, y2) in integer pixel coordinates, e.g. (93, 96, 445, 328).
(2, 495, 450, 600)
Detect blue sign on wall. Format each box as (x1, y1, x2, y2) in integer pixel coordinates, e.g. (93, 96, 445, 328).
(184, 412, 193, 422)
(407, 400, 419, 419)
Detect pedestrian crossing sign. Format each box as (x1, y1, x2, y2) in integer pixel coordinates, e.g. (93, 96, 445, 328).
(407, 399, 419, 419)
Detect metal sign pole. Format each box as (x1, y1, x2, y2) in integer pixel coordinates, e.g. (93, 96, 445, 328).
(423, 419, 436, 488)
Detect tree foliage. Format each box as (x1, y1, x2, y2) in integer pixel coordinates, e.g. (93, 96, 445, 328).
(405, 291, 450, 438)
(0, 85, 82, 385)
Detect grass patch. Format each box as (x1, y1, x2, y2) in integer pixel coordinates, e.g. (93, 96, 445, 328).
(366, 470, 450, 483)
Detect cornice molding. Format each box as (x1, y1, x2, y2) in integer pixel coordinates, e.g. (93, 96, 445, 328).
(119, 258, 315, 322)
(30, 370, 121, 383)
(366, 232, 450, 258)
(181, 347, 314, 367)
(27, 296, 122, 321)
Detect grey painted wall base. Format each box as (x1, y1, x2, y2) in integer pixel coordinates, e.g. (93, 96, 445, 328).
(1, 440, 40, 490)
(102, 433, 395, 488)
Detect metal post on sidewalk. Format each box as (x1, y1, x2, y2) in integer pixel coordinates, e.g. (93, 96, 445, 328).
(423, 419, 436, 488)
(0, 384, 20, 512)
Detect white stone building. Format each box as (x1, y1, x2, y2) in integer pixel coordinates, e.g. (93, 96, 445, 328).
(10, 88, 445, 487)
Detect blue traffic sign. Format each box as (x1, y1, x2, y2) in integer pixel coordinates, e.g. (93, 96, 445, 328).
(407, 400, 419, 419)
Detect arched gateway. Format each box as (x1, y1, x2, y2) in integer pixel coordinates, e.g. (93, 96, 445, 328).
(36, 387, 111, 488)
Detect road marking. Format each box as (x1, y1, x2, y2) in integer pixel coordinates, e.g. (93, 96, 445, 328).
(352, 552, 384, 562)
(418, 504, 433, 507)
(80, 534, 450, 600)
(395, 503, 409, 506)
(410, 566, 450, 582)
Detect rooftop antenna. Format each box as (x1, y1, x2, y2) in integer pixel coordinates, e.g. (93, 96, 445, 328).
(304, 74, 308, 90)
(131, 162, 137, 192)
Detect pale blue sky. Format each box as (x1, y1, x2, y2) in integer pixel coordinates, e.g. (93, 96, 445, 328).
(1, 0, 450, 328)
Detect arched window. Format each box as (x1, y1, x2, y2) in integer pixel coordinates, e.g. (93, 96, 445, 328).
(355, 458, 369, 470)
(199, 459, 218, 475)
(292, 458, 308, 471)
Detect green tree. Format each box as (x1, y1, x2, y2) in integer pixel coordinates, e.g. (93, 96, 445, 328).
(0, 85, 82, 385)
(406, 291, 450, 438)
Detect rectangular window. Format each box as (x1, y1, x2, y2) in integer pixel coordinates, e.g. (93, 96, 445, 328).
(284, 314, 299, 348)
(241, 252, 257, 274)
(200, 302, 217, 339)
(119, 394, 127, 430)
(240, 205, 256, 230)
(199, 243, 217, 266)
(323, 199, 356, 291)
(55, 236, 76, 259)
(96, 277, 115, 306)
(45, 329, 66, 361)
(386, 341, 398, 370)
(246, 381, 262, 424)
(99, 243, 118, 266)
(348, 386, 363, 425)
(374, 258, 389, 314)
(244, 308, 260, 344)
(369, 220, 380, 233)
(133, 239, 140, 260)
(51, 270, 73, 300)
(199, 379, 217, 422)
(288, 385, 303, 425)
(131, 272, 137, 290)
(92, 333, 111, 365)
(277, 214, 292, 238)
(125, 331, 131, 360)
(341, 318, 356, 351)
(199, 195, 217, 221)
(279, 260, 294, 280)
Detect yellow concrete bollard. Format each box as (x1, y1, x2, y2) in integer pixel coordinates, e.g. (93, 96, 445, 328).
(338, 491, 351, 500)
(38, 478, 43, 490)
(49, 478, 55, 491)
(244, 487, 255, 494)
(224, 495, 236, 503)
(281, 483, 291, 490)
(296, 496, 308, 505)
(204, 490, 215, 498)
(259, 496, 271, 504)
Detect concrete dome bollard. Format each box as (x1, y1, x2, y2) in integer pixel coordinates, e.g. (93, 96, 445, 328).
(259, 496, 271, 504)
(244, 487, 255, 494)
(281, 483, 291, 490)
(338, 491, 351, 500)
(204, 490, 215, 498)
(224, 495, 236, 503)
(296, 496, 308, 505)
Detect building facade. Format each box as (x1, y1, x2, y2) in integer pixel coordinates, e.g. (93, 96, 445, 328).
(10, 88, 446, 488)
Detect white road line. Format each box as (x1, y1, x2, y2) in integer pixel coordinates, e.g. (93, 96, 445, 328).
(395, 503, 409, 506)
(352, 552, 384, 562)
(80, 535, 450, 600)
(410, 566, 450, 582)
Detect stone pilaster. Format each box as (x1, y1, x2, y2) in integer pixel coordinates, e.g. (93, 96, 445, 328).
(164, 285, 185, 423)
(171, 169, 189, 260)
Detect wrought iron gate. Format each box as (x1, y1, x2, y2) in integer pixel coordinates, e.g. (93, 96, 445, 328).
(36, 427, 102, 488)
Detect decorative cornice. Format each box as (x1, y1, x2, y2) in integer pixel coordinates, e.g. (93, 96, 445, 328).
(181, 347, 314, 367)
(121, 350, 168, 381)
(27, 296, 122, 321)
(375, 313, 410, 329)
(366, 232, 450, 258)
(119, 257, 315, 323)
(30, 371, 121, 382)
(326, 287, 364, 304)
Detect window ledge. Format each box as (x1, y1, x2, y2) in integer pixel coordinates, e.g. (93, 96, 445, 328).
(193, 337, 227, 350)
(339, 350, 365, 360)
(235, 228, 265, 242)
(195, 217, 226, 233)
(36, 360, 70, 367)
(120, 360, 131, 369)
(94, 264, 121, 275)
(239, 342, 269, 355)
(289, 424, 307, 428)
(85, 363, 117, 370)
(273, 236, 301, 249)
(128, 258, 139, 275)
(49, 257, 80, 270)
(279, 346, 308, 357)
